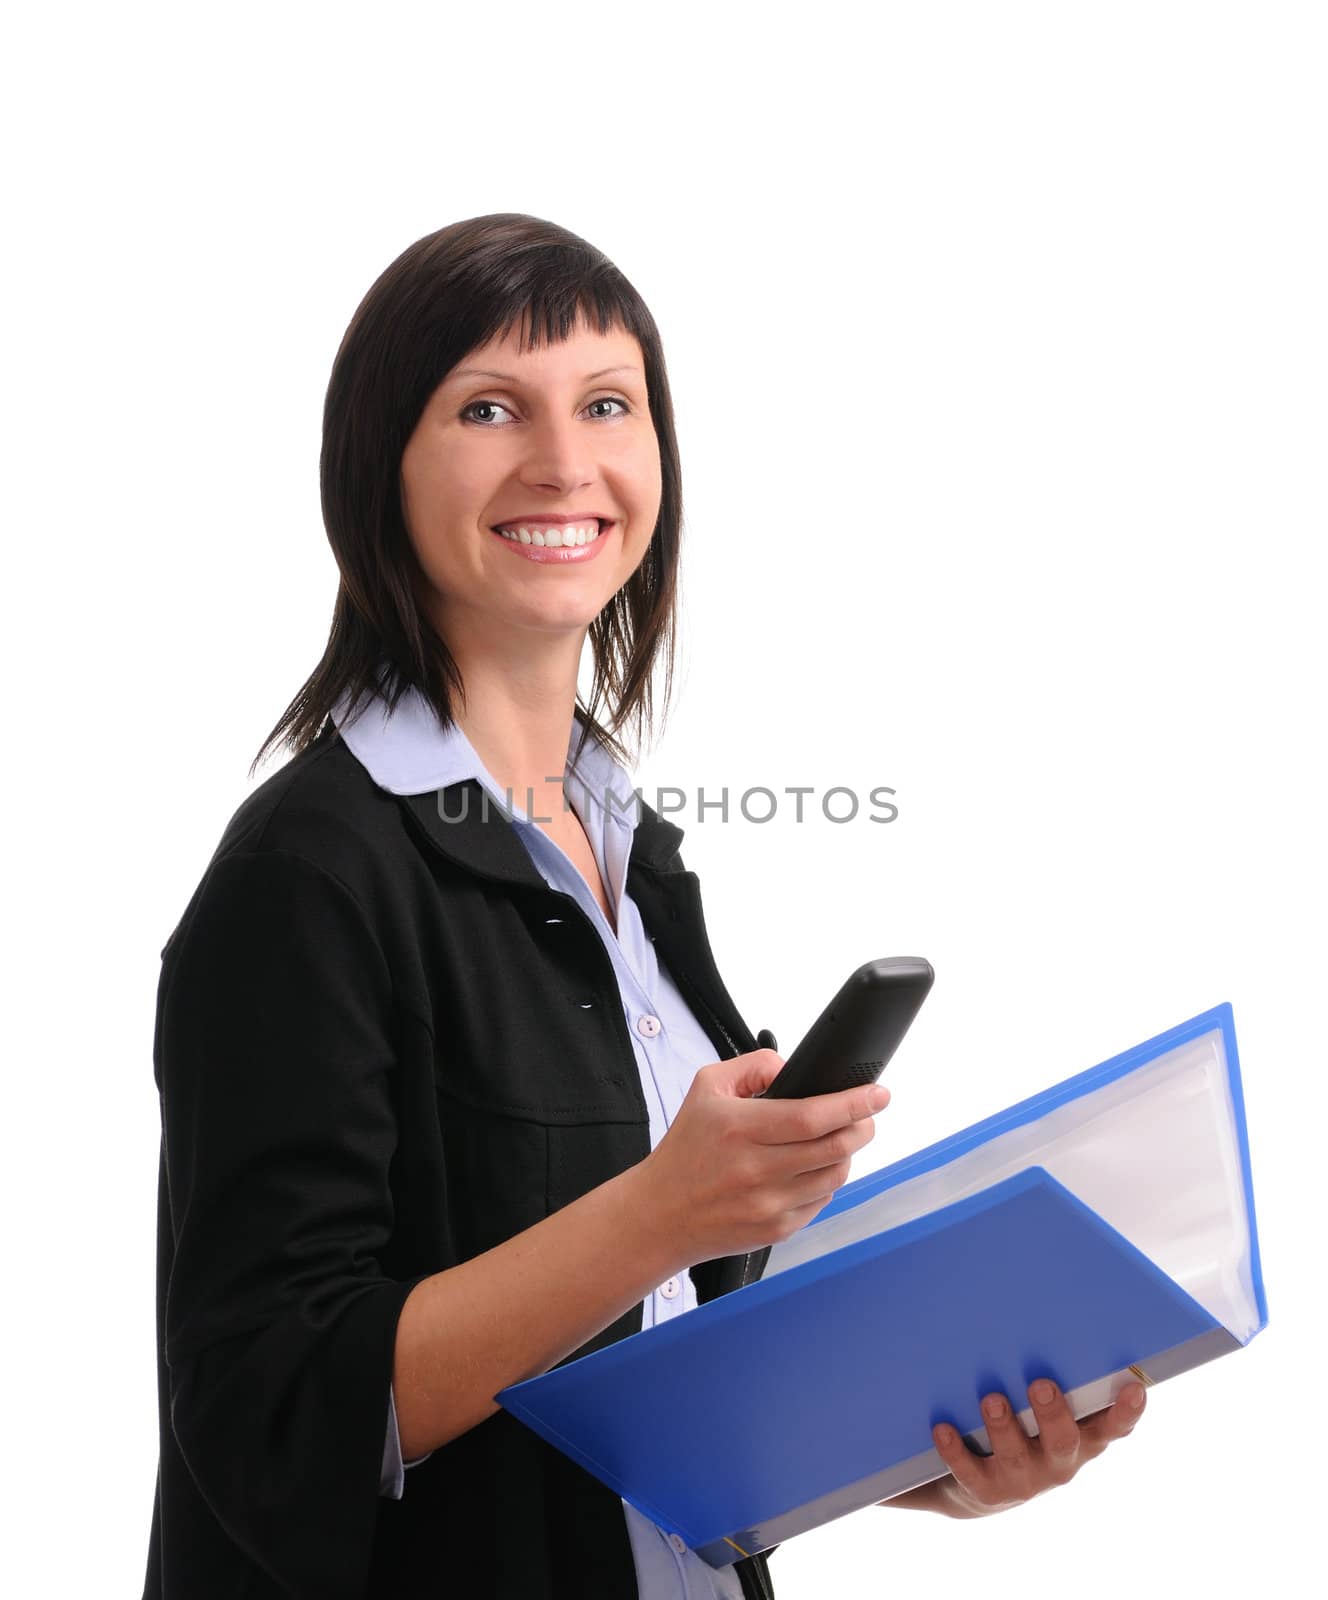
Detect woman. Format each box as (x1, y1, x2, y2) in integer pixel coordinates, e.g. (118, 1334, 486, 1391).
(143, 213, 1146, 1600)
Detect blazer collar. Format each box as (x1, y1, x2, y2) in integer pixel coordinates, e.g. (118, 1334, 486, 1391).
(328, 676, 687, 891)
(385, 761, 749, 1065)
(395, 779, 687, 891)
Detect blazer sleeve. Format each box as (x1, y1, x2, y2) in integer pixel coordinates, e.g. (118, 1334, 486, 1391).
(157, 846, 427, 1598)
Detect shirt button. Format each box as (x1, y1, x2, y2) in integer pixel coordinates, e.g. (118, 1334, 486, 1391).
(668, 1533, 687, 1554)
(659, 1275, 681, 1300)
(636, 1013, 662, 1037)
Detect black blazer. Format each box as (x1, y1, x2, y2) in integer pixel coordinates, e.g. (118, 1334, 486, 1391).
(143, 718, 777, 1599)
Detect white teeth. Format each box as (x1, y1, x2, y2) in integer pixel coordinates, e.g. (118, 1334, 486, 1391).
(495, 520, 601, 548)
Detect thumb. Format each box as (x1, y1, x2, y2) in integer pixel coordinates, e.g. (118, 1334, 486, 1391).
(713, 1048, 784, 1099)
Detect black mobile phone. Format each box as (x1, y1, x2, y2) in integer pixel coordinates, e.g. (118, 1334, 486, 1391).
(758, 957, 934, 1100)
(701, 957, 934, 1297)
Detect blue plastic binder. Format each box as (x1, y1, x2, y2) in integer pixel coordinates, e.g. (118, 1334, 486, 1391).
(496, 1004, 1266, 1567)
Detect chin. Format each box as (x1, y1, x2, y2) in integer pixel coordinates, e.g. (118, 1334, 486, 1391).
(512, 600, 610, 633)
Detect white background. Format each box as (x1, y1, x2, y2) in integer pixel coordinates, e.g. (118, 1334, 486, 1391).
(5, 2, 1324, 1593)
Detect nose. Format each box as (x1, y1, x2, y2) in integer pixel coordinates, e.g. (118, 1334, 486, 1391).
(518, 410, 597, 496)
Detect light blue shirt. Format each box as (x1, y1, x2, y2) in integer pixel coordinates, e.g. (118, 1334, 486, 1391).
(332, 682, 746, 1600)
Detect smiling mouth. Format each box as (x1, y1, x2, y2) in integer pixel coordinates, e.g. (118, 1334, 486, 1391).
(488, 519, 615, 564)
(489, 519, 611, 549)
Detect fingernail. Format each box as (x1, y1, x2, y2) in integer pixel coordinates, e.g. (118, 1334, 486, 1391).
(1032, 1380, 1055, 1405)
(867, 1085, 889, 1110)
(1128, 1386, 1145, 1408)
(983, 1396, 1006, 1421)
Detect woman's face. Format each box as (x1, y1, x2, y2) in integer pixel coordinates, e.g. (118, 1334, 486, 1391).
(400, 315, 663, 648)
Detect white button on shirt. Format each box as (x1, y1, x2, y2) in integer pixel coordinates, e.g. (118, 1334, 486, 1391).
(333, 683, 745, 1600)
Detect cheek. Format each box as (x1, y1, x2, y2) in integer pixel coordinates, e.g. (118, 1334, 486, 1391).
(624, 437, 663, 513)
(401, 456, 488, 563)
(402, 424, 486, 513)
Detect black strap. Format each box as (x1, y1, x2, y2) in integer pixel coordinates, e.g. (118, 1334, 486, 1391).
(735, 1549, 777, 1600)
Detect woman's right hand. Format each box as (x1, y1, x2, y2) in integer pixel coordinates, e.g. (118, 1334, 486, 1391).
(637, 1049, 890, 1265)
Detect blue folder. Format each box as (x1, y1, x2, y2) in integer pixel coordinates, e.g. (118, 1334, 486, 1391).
(497, 1003, 1266, 1566)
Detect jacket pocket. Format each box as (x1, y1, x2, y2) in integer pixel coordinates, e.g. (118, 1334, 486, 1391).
(434, 1094, 550, 1262)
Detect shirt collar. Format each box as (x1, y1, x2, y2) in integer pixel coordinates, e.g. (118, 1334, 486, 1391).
(330, 677, 642, 834)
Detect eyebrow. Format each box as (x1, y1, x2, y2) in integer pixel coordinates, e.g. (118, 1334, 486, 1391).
(448, 364, 643, 385)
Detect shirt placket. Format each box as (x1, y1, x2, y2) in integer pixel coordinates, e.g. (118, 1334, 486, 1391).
(526, 790, 695, 1332)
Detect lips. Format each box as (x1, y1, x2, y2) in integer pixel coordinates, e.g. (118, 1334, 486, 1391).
(489, 520, 614, 564)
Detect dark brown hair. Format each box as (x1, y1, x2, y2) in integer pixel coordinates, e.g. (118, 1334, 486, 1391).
(249, 213, 684, 779)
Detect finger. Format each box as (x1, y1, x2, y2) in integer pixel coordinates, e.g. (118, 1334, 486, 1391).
(778, 1160, 852, 1212)
(774, 1115, 877, 1179)
(712, 1050, 786, 1098)
(768, 1118, 888, 1224)
(770, 1174, 871, 1241)
(780, 1193, 845, 1234)
(1078, 1383, 1147, 1453)
(1026, 1379, 1081, 1482)
(747, 1081, 891, 1145)
(979, 1391, 1036, 1478)
(930, 1421, 994, 1507)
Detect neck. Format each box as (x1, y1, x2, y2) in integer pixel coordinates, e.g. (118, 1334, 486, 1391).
(442, 621, 588, 827)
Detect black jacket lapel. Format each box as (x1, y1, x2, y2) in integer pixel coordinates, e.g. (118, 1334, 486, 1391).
(394, 782, 753, 1055)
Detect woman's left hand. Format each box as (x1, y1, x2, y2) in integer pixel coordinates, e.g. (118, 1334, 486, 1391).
(879, 1379, 1147, 1518)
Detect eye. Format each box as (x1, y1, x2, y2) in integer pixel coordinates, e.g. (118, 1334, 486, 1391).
(460, 396, 632, 427)
(460, 399, 516, 426)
